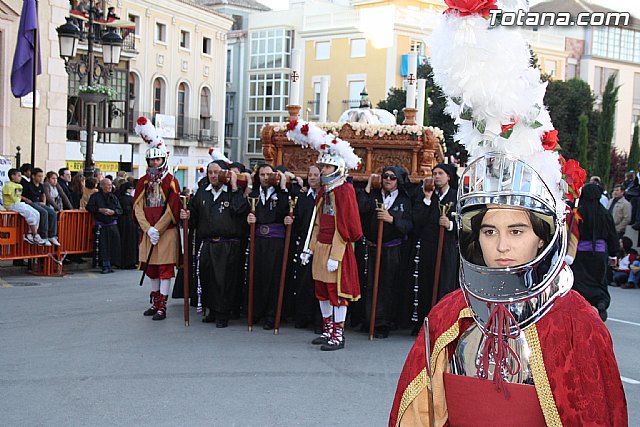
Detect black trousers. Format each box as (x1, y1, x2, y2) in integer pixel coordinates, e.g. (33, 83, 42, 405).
(200, 240, 242, 321)
(252, 237, 285, 323)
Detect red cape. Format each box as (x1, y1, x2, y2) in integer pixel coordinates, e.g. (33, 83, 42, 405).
(133, 173, 182, 226)
(389, 289, 627, 427)
(317, 182, 363, 301)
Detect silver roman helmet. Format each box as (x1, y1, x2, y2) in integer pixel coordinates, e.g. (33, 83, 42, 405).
(317, 152, 347, 188)
(456, 152, 572, 332)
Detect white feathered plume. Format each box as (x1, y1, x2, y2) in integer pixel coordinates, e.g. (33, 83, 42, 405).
(208, 147, 231, 164)
(135, 116, 165, 148)
(285, 119, 361, 170)
(428, 0, 564, 202)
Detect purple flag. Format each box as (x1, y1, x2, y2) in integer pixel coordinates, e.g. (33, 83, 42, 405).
(11, 0, 41, 98)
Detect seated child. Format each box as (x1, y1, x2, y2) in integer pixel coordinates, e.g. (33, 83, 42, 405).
(1, 168, 47, 245)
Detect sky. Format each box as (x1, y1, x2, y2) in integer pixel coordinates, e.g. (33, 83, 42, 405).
(258, 0, 640, 16)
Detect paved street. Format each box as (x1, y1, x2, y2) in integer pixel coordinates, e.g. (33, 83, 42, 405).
(0, 269, 637, 426)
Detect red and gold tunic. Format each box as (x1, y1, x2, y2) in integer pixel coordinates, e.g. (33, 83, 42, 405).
(389, 290, 627, 427)
(133, 173, 182, 267)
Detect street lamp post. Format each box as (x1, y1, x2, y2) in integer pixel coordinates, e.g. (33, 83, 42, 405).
(57, 2, 122, 178)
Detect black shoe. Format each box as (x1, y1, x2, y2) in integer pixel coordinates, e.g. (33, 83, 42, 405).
(320, 338, 345, 351)
(263, 321, 274, 330)
(597, 302, 608, 322)
(202, 313, 216, 323)
(312, 335, 330, 345)
(374, 328, 389, 339)
(152, 311, 166, 321)
(216, 320, 229, 328)
(12, 260, 28, 267)
(143, 307, 157, 316)
(101, 268, 111, 274)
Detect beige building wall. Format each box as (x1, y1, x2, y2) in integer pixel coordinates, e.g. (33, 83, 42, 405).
(1, 0, 68, 173)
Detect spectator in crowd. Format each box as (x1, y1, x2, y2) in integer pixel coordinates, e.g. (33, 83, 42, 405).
(589, 176, 609, 208)
(571, 183, 619, 321)
(2, 168, 44, 245)
(19, 163, 32, 187)
(43, 171, 73, 212)
(87, 179, 122, 274)
(105, 174, 114, 182)
(113, 170, 128, 191)
(608, 184, 632, 238)
(81, 177, 98, 209)
(22, 168, 59, 246)
(69, 173, 85, 209)
(94, 169, 105, 182)
(58, 168, 73, 202)
(623, 171, 637, 196)
(624, 258, 640, 289)
(117, 181, 138, 269)
(611, 236, 637, 287)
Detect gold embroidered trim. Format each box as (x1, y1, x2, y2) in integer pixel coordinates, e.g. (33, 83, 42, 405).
(525, 325, 563, 427)
(395, 307, 474, 427)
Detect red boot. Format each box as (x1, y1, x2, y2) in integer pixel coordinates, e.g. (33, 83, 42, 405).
(152, 294, 168, 321)
(143, 291, 160, 316)
(321, 321, 345, 351)
(311, 316, 333, 345)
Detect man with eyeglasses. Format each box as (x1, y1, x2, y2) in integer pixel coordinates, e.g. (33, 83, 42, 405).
(357, 166, 413, 338)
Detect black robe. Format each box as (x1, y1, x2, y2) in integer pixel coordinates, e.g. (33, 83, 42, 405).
(188, 185, 249, 320)
(248, 186, 290, 324)
(117, 193, 139, 269)
(411, 186, 459, 325)
(86, 191, 123, 266)
(357, 188, 413, 332)
(290, 188, 321, 326)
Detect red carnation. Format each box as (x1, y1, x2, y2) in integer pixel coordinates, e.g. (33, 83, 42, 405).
(301, 124, 309, 136)
(500, 121, 516, 138)
(332, 139, 338, 145)
(320, 144, 327, 150)
(562, 159, 586, 202)
(501, 122, 516, 133)
(286, 120, 298, 132)
(542, 130, 559, 151)
(208, 147, 214, 155)
(444, 0, 497, 17)
(137, 117, 148, 125)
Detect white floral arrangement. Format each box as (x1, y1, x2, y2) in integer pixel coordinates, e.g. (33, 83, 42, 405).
(78, 84, 117, 101)
(267, 122, 444, 141)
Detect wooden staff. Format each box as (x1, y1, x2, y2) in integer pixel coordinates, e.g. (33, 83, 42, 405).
(274, 196, 298, 335)
(180, 196, 190, 327)
(431, 202, 453, 310)
(369, 199, 385, 340)
(247, 196, 259, 332)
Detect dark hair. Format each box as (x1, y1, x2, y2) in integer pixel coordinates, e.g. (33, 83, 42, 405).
(85, 177, 97, 190)
(70, 174, 85, 193)
(613, 184, 624, 192)
(253, 163, 274, 188)
(106, 174, 114, 181)
(32, 167, 43, 176)
(462, 208, 553, 266)
(619, 236, 633, 257)
(8, 168, 20, 179)
(58, 167, 70, 176)
(46, 171, 58, 180)
(19, 163, 32, 174)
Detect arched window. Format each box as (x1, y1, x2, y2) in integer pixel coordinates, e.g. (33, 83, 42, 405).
(153, 78, 164, 115)
(177, 83, 187, 138)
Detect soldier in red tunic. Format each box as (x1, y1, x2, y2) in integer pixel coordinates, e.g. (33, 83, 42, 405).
(389, 0, 627, 424)
(287, 119, 363, 351)
(133, 117, 182, 321)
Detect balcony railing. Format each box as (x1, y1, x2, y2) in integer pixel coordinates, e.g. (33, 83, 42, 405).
(128, 112, 218, 145)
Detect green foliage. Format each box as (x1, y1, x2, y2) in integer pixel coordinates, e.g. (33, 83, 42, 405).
(628, 124, 640, 172)
(79, 84, 117, 101)
(377, 87, 406, 124)
(595, 74, 620, 188)
(578, 113, 589, 169)
(544, 78, 595, 161)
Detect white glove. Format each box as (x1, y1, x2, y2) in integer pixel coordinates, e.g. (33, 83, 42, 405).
(147, 226, 160, 245)
(300, 249, 313, 266)
(327, 258, 339, 272)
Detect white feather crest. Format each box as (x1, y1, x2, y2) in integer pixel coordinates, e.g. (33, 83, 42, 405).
(429, 10, 563, 202)
(209, 147, 231, 164)
(285, 120, 361, 170)
(134, 116, 165, 148)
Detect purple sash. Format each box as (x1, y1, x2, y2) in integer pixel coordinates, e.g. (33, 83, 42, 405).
(577, 239, 607, 253)
(256, 223, 285, 239)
